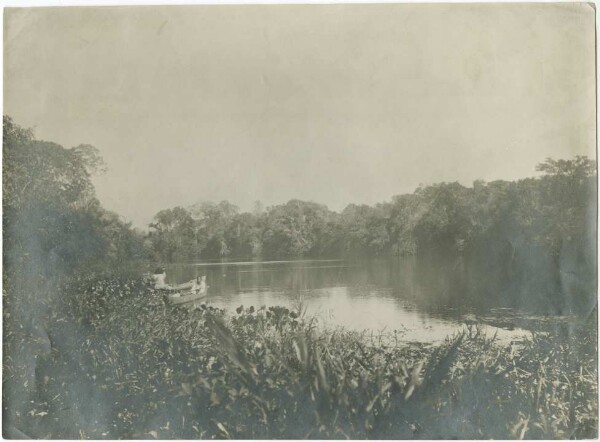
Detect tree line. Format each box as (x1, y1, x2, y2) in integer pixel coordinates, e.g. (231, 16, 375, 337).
(147, 158, 596, 263)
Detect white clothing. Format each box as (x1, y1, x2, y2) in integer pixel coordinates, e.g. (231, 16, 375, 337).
(191, 279, 207, 294)
(152, 273, 168, 289)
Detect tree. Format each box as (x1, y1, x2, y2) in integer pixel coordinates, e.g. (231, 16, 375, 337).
(535, 156, 595, 179)
(189, 200, 240, 258)
(148, 207, 196, 262)
(526, 156, 596, 253)
(262, 200, 333, 257)
(412, 182, 472, 253)
(3, 117, 104, 214)
(388, 194, 421, 256)
(226, 212, 263, 257)
(3, 116, 114, 278)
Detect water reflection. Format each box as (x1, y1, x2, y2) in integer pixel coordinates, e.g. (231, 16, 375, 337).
(165, 257, 532, 342)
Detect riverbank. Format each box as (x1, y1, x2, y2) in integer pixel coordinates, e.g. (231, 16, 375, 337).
(3, 273, 598, 439)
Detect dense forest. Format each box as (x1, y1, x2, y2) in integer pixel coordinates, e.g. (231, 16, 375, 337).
(3, 117, 598, 439)
(148, 159, 596, 262)
(3, 116, 145, 279)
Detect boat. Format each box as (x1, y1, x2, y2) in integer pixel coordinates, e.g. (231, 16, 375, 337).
(166, 288, 208, 305)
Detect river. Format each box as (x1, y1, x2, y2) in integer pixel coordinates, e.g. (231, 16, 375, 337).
(165, 257, 533, 343)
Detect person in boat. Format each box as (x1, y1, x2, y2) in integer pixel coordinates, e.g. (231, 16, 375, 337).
(190, 275, 207, 295)
(199, 275, 207, 293)
(152, 267, 196, 291)
(152, 267, 169, 289)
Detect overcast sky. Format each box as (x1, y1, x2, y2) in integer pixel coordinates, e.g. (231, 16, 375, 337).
(4, 3, 596, 229)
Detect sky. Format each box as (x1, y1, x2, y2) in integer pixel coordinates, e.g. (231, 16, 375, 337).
(4, 3, 596, 229)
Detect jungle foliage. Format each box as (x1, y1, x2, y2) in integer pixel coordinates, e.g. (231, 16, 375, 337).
(147, 158, 596, 263)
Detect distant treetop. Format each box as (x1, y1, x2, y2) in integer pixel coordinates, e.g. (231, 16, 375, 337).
(536, 156, 595, 178)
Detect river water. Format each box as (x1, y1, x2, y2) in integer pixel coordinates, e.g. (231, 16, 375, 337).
(165, 257, 532, 343)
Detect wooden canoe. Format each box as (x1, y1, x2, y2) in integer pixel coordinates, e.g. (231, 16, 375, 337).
(167, 289, 208, 305)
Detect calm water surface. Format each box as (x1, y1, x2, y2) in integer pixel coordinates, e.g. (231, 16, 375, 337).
(166, 258, 530, 343)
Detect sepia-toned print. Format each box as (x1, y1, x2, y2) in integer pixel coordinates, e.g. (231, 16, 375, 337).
(3, 3, 597, 439)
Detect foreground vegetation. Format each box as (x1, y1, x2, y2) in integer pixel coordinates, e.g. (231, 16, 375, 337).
(4, 273, 598, 439)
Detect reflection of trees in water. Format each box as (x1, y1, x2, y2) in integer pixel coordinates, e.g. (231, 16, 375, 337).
(408, 245, 596, 316)
(167, 250, 593, 319)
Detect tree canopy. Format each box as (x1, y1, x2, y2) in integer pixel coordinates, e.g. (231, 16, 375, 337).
(147, 156, 595, 263)
(3, 116, 144, 285)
